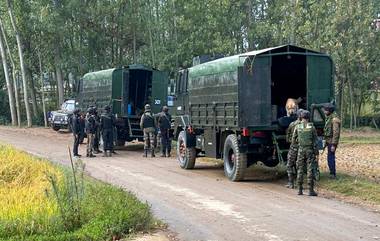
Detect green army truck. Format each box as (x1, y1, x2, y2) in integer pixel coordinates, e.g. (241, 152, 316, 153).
(173, 45, 334, 181)
(77, 64, 168, 146)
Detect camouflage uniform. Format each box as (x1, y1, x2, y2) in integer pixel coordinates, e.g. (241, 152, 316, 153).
(323, 111, 341, 177)
(140, 105, 156, 157)
(292, 119, 318, 196)
(85, 109, 96, 157)
(286, 119, 301, 188)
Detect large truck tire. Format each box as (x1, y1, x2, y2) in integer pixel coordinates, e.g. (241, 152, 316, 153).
(223, 134, 247, 181)
(177, 131, 196, 169)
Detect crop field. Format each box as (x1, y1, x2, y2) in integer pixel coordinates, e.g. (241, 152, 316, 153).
(0, 144, 153, 241)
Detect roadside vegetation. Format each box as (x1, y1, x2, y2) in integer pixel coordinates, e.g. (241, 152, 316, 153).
(0, 144, 153, 241)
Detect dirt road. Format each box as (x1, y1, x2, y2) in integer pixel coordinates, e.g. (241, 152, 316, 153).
(1, 126, 379, 241)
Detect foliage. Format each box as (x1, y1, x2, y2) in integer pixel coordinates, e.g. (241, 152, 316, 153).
(0, 145, 153, 240)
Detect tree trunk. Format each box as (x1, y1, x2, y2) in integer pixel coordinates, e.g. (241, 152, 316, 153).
(7, 0, 32, 127)
(348, 77, 354, 130)
(54, 38, 64, 106)
(1, 17, 21, 126)
(38, 50, 47, 127)
(0, 24, 17, 125)
(27, 67, 38, 117)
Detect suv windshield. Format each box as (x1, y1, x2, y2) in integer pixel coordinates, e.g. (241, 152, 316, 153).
(63, 102, 75, 112)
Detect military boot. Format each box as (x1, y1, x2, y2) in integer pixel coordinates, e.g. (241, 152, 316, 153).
(286, 174, 295, 189)
(308, 184, 318, 196)
(166, 150, 171, 157)
(160, 150, 166, 157)
(298, 186, 303, 195)
(103, 151, 108, 157)
(143, 150, 148, 158)
(108, 150, 112, 157)
(151, 149, 155, 158)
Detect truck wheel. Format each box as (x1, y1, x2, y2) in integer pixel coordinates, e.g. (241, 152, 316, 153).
(52, 126, 60, 131)
(177, 131, 196, 169)
(223, 134, 247, 181)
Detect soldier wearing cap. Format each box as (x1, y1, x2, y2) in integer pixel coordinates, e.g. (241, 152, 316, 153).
(285, 108, 304, 188)
(100, 105, 116, 157)
(72, 108, 82, 157)
(323, 103, 341, 179)
(292, 110, 319, 196)
(140, 104, 156, 157)
(157, 106, 172, 157)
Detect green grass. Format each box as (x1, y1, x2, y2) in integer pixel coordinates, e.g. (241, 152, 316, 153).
(340, 135, 380, 144)
(318, 172, 380, 205)
(0, 150, 154, 241)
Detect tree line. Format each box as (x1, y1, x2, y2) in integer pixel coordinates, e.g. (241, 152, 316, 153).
(0, 0, 379, 128)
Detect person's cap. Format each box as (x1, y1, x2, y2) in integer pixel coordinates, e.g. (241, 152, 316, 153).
(300, 110, 310, 119)
(163, 106, 169, 112)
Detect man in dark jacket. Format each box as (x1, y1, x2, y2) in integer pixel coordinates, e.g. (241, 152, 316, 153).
(100, 105, 116, 157)
(79, 112, 86, 144)
(72, 108, 81, 157)
(157, 106, 172, 157)
(86, 107, 96, 157)
(93, 107, 102, 154)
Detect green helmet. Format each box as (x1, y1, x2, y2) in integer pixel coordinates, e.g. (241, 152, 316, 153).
(300, 110, 310, 119)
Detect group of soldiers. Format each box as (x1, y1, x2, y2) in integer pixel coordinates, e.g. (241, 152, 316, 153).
(70, 103, 172, 159)
(285, 103, 341, 196)
(71, 105, 116, 158)
(140, 104, 172, 158)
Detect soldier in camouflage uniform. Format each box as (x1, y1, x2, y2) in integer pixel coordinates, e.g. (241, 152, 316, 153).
(323, 103, 341, 179)
(292, 110, 318, 196)
(285, 109, 304, 188)
(140, 104, 156, 157)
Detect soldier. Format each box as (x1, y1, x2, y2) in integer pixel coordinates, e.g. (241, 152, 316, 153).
(323, 103, 341, 179)
(93, 107, 102, 154)
(71, 108, 81, 157)
(157, 106, 172, 157)
(285, 109, 304, 188)
(79, 112, 86, 144)
(100, 105, 116, 157)
(140, 104, 156, 157)
(85, 107, 96, 157)
(292, 110, 319, 196)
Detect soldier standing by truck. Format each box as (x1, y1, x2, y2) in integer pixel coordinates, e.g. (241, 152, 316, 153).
(85, 107, 96, 158)
(285, 109, 304, 188)
(100, 105, 116, 157)
(140, 104, 156, 158)
(157, 106, 172, 157)
(292, 110, 319, 196)
(93, 107, 102, 154)
(323, 103, 341, 179)
(72, 108, 81, 157)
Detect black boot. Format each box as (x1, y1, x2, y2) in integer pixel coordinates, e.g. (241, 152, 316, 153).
(298, 186, 303, 195)
(160, 151, 166, 157)
(286, 174, 295, 189)
(143, 150, 148, 158)
(151, 149, 155, 157)
(166, 150, 171, 157)
(308, 184, 318, 196)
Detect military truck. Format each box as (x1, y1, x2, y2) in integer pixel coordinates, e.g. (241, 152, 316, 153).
(77, 64, 168, 146)
(173, 45, 334, 181)
(50, 99, 76, 131)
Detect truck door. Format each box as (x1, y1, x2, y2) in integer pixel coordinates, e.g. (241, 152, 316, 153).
(238, 56, 272, 127)
(307, 55, 334, 107)
(307, 56, 334, 127)
(151, 70, 168, 113)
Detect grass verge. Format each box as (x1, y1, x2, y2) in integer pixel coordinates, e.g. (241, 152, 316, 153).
(318, 172, 380, 206)
(0, 144, 153, 241)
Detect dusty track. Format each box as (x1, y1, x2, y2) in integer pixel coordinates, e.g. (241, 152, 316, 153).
(1, 126, 379, 241)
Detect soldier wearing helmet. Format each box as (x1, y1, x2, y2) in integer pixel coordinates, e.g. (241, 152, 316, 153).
(85, 107, 96, 157)
(157, 106, 172, 157)
(140, 104, 156, 157)
(285, 108, 304, 188)
(323, 103, 341, 179)
(292, 110, 319, 196)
